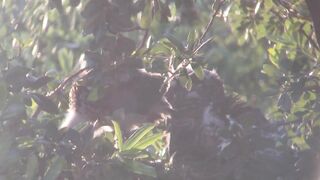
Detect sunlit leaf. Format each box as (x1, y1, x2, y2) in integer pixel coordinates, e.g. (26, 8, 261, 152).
(267, 48, 279, 68)
(254, 1, 262, 15)
(112, 120, 123, 151)
(261, 64, 279, 77)
(123, 124, 155, 151)
(187, 30, 197, 46)
(191, 63, 204, 80)
(150, 41, 171, 55)
(42, 13, 48, 31)
(118, 149, 148, 160)
(134, 132, 164, 150)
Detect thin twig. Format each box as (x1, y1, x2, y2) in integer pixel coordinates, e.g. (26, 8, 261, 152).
(160, 59, 191, 92)
(197, 0, 226, 46)
(193, 37, 214, 55)
(160, 35, 215, 91)
(133, 29, 149, 56)
(301, 26, 320, 50)
(277, 0, 310, 21)
(47, 67, 92, 97)
(157, 1, 226, 92)
(159, 37, 213, 91)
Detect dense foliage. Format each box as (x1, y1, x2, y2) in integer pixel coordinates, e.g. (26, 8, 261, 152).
(0, 0, 320, 179)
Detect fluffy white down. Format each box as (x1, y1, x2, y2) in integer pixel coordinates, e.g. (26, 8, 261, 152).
(202, 103, 225, 128)
(59, 110, 86, 129)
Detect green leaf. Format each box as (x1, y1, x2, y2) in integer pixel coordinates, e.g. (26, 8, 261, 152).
(178, 75, 192, 91)
(133, 132, 164, 150)
(149, 41, 171, 55)
(139, 1, 152, 29)
(112, 121, 123, 151)
(191, 63, 204, 80)
(122, 124, 155, 151)
(122, 159, 157, 178)
(267, 47, 279, 68)
(255, 24, 266, 40)
(161, 38, 178, 51)
(44, 156, 66, 180)
(187, 30, 197, 50)
(58, 48, 74, 73)
(261, 64, 278, 77)
(118, 149, 143, 159)
(187, 30, 197, 45)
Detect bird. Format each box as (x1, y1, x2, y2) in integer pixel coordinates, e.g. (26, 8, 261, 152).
(60, 84, 98, 129)
(59, 64, 172, 132)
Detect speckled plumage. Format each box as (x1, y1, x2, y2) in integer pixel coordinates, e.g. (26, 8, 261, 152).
(60, 84, 97, 129)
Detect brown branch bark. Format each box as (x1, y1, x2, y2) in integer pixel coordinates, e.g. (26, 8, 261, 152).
(305, 0, 320, 48)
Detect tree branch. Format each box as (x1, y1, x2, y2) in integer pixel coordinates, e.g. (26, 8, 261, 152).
(197, 0, 226, 46)
(30, 67, 92, 120)
(47, 67, 92, 97)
